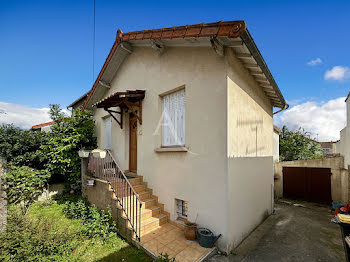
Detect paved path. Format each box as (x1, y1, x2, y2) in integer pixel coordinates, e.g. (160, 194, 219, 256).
(209, 200, 345, 262)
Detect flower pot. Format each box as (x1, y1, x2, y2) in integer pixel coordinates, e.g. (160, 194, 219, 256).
(78, 150, 90, 158)
(184, 222, 197, 240)
(92, 149, 107, 159)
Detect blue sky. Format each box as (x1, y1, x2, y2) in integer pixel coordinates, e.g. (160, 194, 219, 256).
(0, 0, 349, 139)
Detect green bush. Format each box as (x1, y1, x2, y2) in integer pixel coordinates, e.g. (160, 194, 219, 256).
(2, 166, 50, 214)
(0, 124, 48, 170)
(42, 105, 97, 182)
(0, 104, 97, 184)
(0, 208, 81, 262)
(63, 199, 118, 241)
(279, 126, 323, 161)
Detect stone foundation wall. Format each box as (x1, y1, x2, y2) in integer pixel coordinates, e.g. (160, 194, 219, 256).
(82, 174, 133, 242)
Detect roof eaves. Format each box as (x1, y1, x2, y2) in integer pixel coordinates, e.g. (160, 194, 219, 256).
(68, 92, 89, 108)
(82, 20, 286, 110)
(240, 29, 286, 109)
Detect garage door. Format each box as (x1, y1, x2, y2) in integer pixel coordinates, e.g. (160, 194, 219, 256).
(283, 167, 332, 204)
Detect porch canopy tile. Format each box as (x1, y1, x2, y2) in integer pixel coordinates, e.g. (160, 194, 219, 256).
(93, 89, 145, 128)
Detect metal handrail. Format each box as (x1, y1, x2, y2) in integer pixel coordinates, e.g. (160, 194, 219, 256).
(87, 150, 142, 241)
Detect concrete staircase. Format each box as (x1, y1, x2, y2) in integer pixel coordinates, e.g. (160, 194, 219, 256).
(108, 174, 170, 239)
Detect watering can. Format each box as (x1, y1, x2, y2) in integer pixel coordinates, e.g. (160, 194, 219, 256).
(197, 228, 222, 248)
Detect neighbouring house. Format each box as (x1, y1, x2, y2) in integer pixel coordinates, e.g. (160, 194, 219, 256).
(31, 121, 55, 132)
(318, 141, 337, 155)
(273, 125, 280, 163)
(78, 20, 287, 255)
(336, 92, 350, 169)
(68, 91, 89, 111)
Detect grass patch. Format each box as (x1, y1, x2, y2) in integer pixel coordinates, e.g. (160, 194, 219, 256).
(0, 196, 152, 262)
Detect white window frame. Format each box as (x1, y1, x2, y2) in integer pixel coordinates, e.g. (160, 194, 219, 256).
(161, 88, 185, 147)
(103, 116, 112, 150)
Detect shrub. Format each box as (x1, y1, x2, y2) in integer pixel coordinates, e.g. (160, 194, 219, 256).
(280, 126, 323, 161)
(0, 124, 48, 170)
(63, 199, 118, 241)
(2, 166, 50, 214)
(42, 105, 97, 182)
(0, 208, 81, 262)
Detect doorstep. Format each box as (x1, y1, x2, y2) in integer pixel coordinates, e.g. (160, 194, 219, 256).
(139, 223, 215, 262)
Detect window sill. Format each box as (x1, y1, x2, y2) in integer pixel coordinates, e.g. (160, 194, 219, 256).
(154, 147, 188, 153)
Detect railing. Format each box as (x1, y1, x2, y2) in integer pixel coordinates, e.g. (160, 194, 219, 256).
(87, 150, 142, 241)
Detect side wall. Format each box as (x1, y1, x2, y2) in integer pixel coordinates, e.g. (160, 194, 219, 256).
(227, 157, 273, 251)
(335, 98, 350, 168)
(274, 157, 349, 203)
(273, 132, 279, 163)
(225, 48, 274, 251)
(226, 48, 273, 158)
(93, 46, 230, 250)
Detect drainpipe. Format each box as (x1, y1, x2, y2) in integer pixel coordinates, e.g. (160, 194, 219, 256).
(273, 104, 289, 115)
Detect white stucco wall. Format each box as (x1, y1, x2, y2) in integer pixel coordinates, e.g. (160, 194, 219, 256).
(91, 45, 274, 252)
(93, 46, 230, 249)
(225, 47, 274, 251)
(335, 98, 350, 169)
(227, 156, 273, 250)
(273, 131, 280, 163)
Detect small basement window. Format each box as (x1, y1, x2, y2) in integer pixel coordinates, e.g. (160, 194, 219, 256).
(176, 199, 188, 219)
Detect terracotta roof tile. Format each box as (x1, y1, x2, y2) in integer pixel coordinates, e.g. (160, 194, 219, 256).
(31, 121, 55, 129)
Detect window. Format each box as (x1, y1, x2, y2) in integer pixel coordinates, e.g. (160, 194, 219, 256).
(176, 199, 188, 219)
(162, 89, 185, 147)
(104, 116, 112, 149)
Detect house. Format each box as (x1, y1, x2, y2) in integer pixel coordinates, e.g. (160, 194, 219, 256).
(318, 141, 336, 155)
(68, 91, 89, 111)
(78, 20, 287, 255)
(31, 121, 55, 132)
(335, 92, 350, 169)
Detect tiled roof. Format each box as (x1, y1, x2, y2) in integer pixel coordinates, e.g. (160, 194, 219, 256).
(31, 121, 55, 129)
(82, 20, 286, 110)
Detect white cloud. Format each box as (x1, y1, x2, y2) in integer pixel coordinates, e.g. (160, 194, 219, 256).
(307, 58, 322, 66)
(0, 102, 69, 130)
(324, 66, 350, 81)
(275, 97, 347, 141)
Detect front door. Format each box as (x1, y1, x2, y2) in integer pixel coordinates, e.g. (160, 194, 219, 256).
(129, 114, 137, 172)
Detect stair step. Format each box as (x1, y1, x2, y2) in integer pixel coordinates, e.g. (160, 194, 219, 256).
(137, 190, 152, 200)
(127, 213, 168, 236)
(140, 214, 168, 234)
(128, 177, 143, 186)
(121, 205, 162, 221)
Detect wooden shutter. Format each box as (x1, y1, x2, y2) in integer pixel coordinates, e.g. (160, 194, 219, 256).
(162, 89, 185, 146)
(104, 116, 112, 149)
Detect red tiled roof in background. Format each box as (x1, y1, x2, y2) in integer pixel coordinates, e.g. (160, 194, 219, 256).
(82, 21, 246, 110)
(31, 121, 55, 129)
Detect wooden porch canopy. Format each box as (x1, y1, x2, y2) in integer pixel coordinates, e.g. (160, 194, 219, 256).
(93, 90, 145, 129)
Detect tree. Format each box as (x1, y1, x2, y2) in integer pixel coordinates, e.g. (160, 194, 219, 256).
(42, 105, 97, 182)
(279, 126, 323, 161)
(0, 124, 48, 169)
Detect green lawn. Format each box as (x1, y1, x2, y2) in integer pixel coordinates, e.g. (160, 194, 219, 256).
(1, 196, 152, 262)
